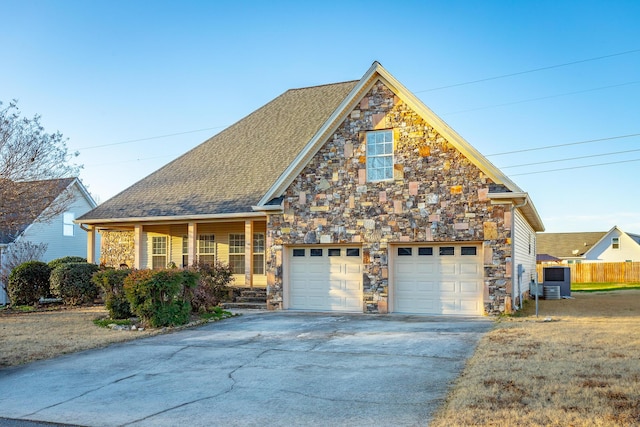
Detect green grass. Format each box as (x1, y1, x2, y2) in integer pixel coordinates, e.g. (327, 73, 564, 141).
(199, 306, 234, 321)
(93, 318, 133, 328)
(572, 282, 640, 292)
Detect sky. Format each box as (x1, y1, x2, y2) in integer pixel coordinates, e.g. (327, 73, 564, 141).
(1, 0, 639, 233)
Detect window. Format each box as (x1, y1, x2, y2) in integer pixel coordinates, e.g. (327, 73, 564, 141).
(293, 249, 305, 257)
(461, 247, 477, 256)
(612, 237, 620, 249)
(328, 248, 341, 256)
(310, 248, 323, 257)
(229, 234, 245, 274)
(398, 247, 412, 256)
(151, 236, 167, 270)
(63, 212, 74, 236)
(182, 235, 189, 267)
(346, 248, 360, 257)
(366, 130, 393, 181)
(418, 247, 433, 256)
(253, 233, 265, 275)
(198, 234, 215, 266)
(439, 247, 455, 256)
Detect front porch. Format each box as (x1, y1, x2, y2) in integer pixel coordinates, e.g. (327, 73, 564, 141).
(85, 218, 268, 288)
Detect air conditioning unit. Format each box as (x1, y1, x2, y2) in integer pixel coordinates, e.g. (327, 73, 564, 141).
(542, 266, 571, 298)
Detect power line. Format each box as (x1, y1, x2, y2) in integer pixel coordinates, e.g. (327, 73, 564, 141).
(443, 80, 640, 116)
(416, 48, 640, 93)
(73, 125, 226, 151)
(500, 148, 640, 169)
(486, 133, 640, 157)
(511, 158, 640, 176)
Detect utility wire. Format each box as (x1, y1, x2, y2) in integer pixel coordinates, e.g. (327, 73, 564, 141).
(486, 133, 640, 156)
(511, 158, 640, 176)
(73, 126, 225, 150)
(416, 48, 640, 92)
(500, 148, 640, 169)
(443, 80, 640, 115)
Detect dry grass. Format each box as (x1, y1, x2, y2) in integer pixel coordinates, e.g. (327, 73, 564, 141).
(430, 290, 640, 427)
(0, 306, 160, 367)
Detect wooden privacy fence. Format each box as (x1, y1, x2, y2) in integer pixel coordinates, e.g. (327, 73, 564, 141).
(537, 262, 640, 283)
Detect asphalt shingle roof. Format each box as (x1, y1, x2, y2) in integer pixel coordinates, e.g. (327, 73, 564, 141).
(79, 81, 358, 221)
(536, 232, 607, 258)
(0, 177, 75, 244)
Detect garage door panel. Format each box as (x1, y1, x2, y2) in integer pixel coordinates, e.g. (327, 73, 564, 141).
(393, 244, 483, 315)
(288, 247, 363, 312)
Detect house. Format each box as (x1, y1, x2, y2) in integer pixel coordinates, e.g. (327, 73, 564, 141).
(0, 178, 98, 304)
(77, 62, 544, 315)
(537, 226, 640, 263)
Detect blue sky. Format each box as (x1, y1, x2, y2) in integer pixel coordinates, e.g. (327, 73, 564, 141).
(2, 0, 639, 233)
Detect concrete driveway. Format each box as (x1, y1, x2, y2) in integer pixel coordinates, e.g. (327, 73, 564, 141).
(0, 311, 492, 426)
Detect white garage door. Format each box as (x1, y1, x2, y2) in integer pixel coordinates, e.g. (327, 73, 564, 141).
(287, 246, 363, 312)
(393, 244, 483, 315)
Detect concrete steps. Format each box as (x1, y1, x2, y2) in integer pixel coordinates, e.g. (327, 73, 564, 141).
(222, 287, 267, 310)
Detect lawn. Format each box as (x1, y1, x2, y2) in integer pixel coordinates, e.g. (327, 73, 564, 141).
(430, 289, 640, 426)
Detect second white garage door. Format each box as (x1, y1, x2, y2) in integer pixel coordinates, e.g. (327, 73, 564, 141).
(393, 244, 484, 315)
(287, 246, 363, 312)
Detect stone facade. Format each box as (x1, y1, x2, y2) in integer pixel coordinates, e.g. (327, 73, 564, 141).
(100, 230, 135, 268)
(266, 80, 512, 315)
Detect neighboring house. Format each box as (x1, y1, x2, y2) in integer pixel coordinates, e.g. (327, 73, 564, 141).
(537, 226, 640, 263)
(77, 62, 544, 315)
(0, 178, 98, 304)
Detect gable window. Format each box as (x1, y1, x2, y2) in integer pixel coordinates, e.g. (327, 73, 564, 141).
(229, 234, 245, 274)
(63, 212, 75, 236)
(253, 233, 265, 275)
(151, 236, 167, 270)
(366, 130, 393, 182)
(612, 237, 620, 249)
(198, 234, 215, 266)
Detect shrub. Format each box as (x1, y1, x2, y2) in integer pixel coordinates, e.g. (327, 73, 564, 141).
(189, 261, 234, 313)
(7, 261, 51, 305)
(0, 241, 48, 296)
(50, 262, 100, 306)
(48, 256, 87, 271)
(124, 269, 199, 327)
(92, 268, 133, 319)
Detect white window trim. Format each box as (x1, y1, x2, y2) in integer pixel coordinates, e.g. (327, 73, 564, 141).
(612, 237, 620, 249)
(366, 130, 394, 182)
(63, 212, 75, 237)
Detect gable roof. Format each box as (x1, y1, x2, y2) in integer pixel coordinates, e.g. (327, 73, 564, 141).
(536, 231, 607, 258)
(0, 177, 77, 244)
(79, 81, 358, 223)
(78, 62, 543, 232)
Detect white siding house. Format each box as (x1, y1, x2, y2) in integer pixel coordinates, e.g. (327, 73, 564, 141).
(0, 178, 98, 304)
(582, 226, 640, 262)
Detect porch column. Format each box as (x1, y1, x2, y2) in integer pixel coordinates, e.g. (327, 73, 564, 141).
(187, 222, 197, 267)
(134, 225, 143, 269)
(86, 225, 96, 264)
(245, 220, 253, 288)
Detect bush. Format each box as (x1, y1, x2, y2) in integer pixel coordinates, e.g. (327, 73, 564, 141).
(48, 256, 87, 271)
(92, 268, 133, 319)
(124, 269, 199, 327)
(50, 262, 100, 306)
(189, 261, 234, 313)
(7, 261, 51, 305)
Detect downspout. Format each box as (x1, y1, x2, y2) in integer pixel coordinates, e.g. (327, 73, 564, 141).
(511, 198, 528, 311)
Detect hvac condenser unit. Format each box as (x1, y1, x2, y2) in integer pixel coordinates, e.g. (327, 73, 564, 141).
(542, 266, 571, 298)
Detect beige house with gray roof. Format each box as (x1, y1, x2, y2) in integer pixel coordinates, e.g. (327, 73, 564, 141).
(78, 62, 544, 315)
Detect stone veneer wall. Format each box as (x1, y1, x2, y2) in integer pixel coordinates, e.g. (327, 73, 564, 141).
(100, 230, 135, 268)
(266, 80, 512, 314)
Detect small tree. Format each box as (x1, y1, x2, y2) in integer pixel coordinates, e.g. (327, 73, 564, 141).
(0, 100, 80, 239)
(190, 260, 234, 313)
